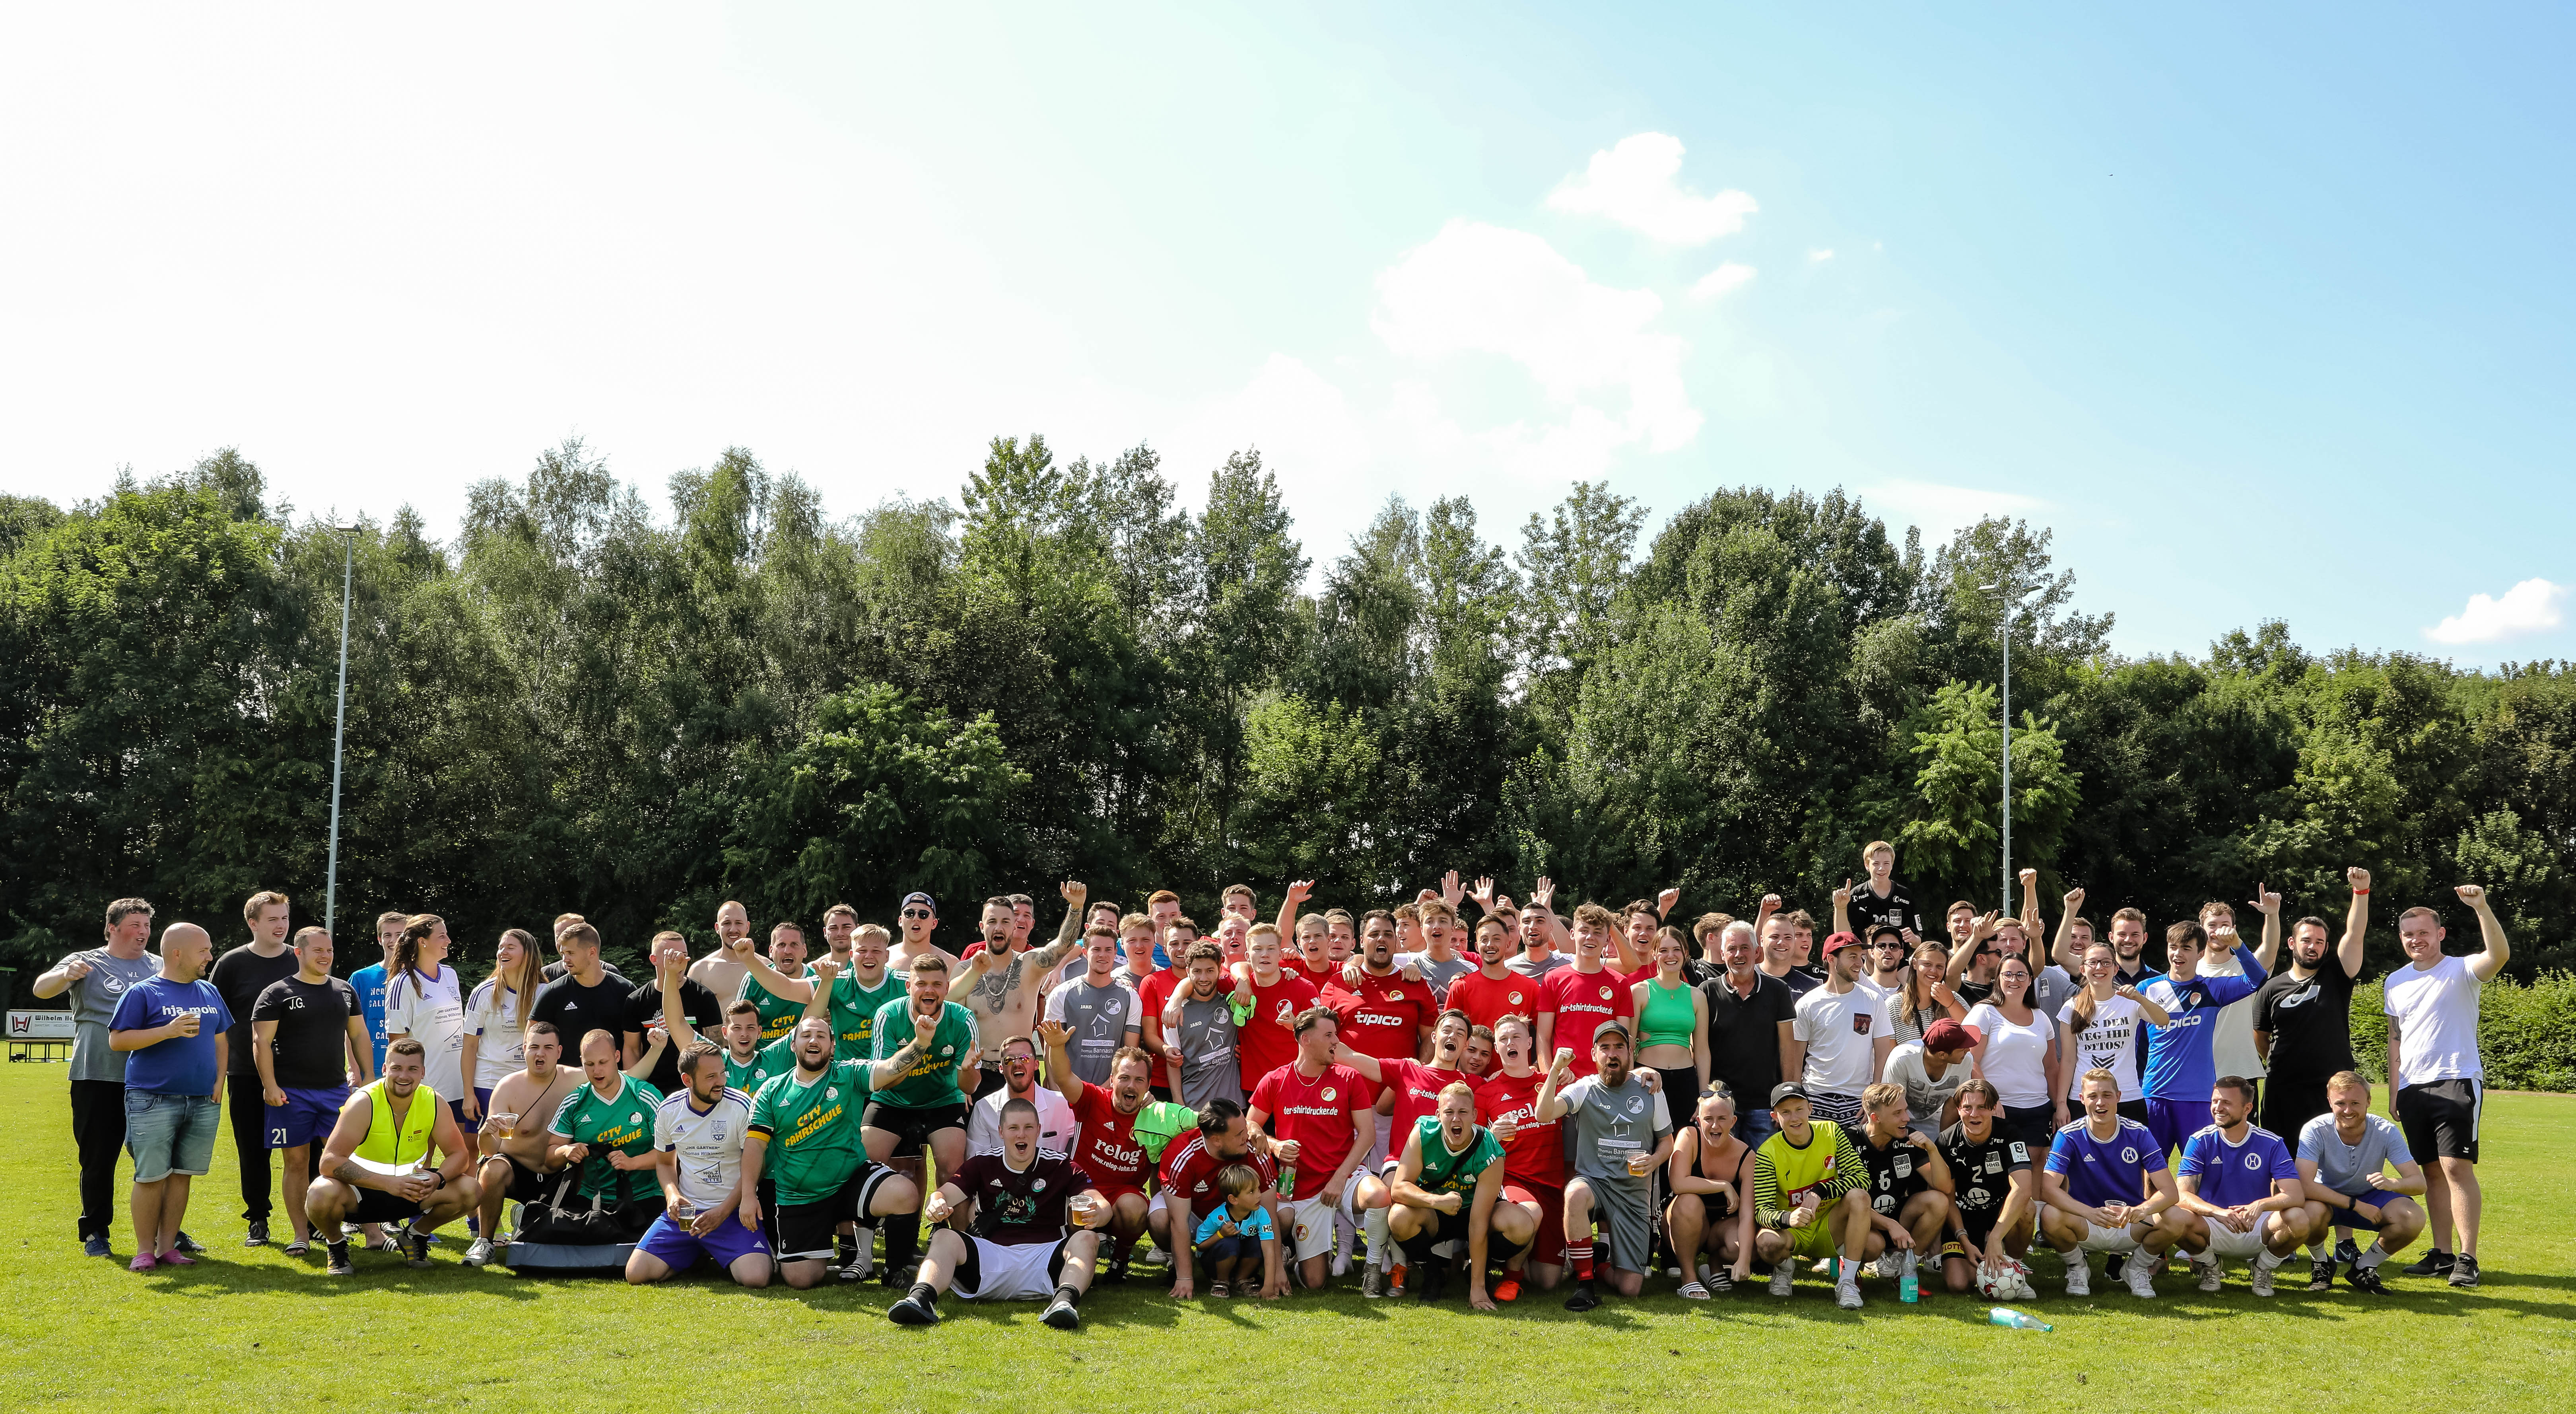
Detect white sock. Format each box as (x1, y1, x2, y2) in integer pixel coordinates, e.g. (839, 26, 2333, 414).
(1363, 1206, 1389, 1264)
(2357, 1241, 2389, 1271)
(2255, 1249, 2283, 1270)
(1837, 1258, 1859, 1283)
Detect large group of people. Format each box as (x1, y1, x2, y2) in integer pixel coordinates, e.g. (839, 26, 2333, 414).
(36, 840, 2514, 1324)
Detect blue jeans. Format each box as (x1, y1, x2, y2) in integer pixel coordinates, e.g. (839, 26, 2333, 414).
(125, 1091, 220, 1183)
(1735, 1107, 1779, 1149)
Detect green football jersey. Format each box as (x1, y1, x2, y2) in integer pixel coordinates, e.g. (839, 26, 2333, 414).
(868, 998, 977, 1108)
(740, 967, 812, 1043)
(547, 1075, 663, 1200)
(725, 1034, 799, 1095)
(833, 971, 907, 1062)
(1411, 1116, 1504, 1195)
(747, 1060, 876, 1206)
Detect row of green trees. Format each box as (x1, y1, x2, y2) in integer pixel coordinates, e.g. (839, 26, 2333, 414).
(2, 442, 2567, 992)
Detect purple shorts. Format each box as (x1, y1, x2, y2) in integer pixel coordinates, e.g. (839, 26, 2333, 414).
(2145, 1096, 2203, 1159)
(635, 1210, 769, 1273)
(265, 1085, 351, 1150)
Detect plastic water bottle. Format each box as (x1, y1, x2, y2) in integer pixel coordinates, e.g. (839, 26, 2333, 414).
(1900, 1250, 1919, 1303)
(1987, 1307, 2052, 1331)
(1276, 1164, 1297, 1196)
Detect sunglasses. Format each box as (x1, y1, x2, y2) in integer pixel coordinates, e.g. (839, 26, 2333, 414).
(901, 908, 932, 920)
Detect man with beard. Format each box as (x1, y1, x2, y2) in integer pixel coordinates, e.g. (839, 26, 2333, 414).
(1324, 910, 1438, 1069)
(862, 953, 982, 1284)
(2172, 1075, 2310, 1296)
(2254, 868, 2374, 1273)
(733, 922, 906, 1064)
(1448, 917, 1542, 1038)
(306, 1037, 483, 1276)
(1158, 1098, 1286, 1299)
(686, 901, 756, 1008)
(1535, 1020, 1674, 1311)
(1388, 1081, 1528, 1309)
(626, 1041, 768, 1287)
(744, 1013, 927, 1290)
(2106, 906, 2162, 988)
(954, 885, 1085, 1100)
(1041, 1021, 1165, 1279)
(734, 921, 814, 1043)
(464, 1021, 581, 1267)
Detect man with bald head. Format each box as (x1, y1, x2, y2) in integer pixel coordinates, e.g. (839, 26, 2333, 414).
(686, 901, 755, 1004)
(107, 923, 230, 1271)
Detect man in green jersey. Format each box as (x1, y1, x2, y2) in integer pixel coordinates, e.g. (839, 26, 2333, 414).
(1749, 1081, 1876, 1309)
(544, 1030, 665, 1220)
(743, 1011, 934, 1288)
(735, 922, 813, 1042)
(735, 923, 907, 1064)
(1389, 1081, 1528, 1309)
(861, 953, 982, 1284)
(665, 959, 827, 1095)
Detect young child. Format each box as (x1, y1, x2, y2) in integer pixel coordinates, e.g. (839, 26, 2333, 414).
(1191, 1163, 1282, 1298)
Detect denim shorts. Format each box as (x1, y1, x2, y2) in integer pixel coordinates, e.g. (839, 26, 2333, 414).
(126, 1091, 221, 1183)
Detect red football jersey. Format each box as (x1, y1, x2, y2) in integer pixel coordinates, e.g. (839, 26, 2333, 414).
(1476, 1068, 1566, 1188)
(1381, 1058, 1482, 1148)
(1234, 972, 1321, 1083)
(1323, 971, 1435, 1064)
(1247, 1061, 1373, 1200)
(1538, 965, 1637, 1078)
(1445, 969, 1539, 1036)
(1159, 1128, 1278, 1217)
(1067, 1080, 1151, 1191)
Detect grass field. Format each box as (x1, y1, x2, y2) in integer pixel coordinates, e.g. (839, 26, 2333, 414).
(4, 1064, 2571, 1412)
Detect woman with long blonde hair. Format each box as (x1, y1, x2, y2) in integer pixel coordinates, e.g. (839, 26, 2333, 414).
(459, 928, 543, 1123)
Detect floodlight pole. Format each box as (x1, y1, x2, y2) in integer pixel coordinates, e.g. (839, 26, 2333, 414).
(325, 525, 357, 935)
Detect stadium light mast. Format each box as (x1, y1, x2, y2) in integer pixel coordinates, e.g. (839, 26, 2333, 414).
(1978, 580, 2039, 909)
(326, 523, 359, 936)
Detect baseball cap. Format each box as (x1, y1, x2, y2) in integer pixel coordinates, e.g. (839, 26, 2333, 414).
(1867, 923, 1908, 946)
(1922, 1018, 1983, 1053)
(899, 891, 937, 914)
(1821, 930, 1863, 956)
(1770, 1081, 1813, 1108)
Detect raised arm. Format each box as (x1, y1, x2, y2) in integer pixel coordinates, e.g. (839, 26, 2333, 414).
(735, 939, 820, 1005)
(31, 952, 92, 1000)
(2337, 867, 2370, 979)
(1329, 1041, 1386, 1085)
(868, 1005, 940, 1091)
(2018, 869, 2042, 939)
(1037, 1020, 1084, 1108)
(2248, 881, 2283, 973)
(2050, 887, 2085, 972)
(1024, 880, 1090, 975)
(2456, 884, 2512, 982)
(1947, 912, 1998, 985)
(1274, 880, 1311, 942)
(1831, 878, 1853, 939)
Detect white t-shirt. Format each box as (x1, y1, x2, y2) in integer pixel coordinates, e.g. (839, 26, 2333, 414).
(1881, 1040, 1972, 1132)
(653, 1087, 754, 1208)
(2058, 992, 2148, 1101)
(1793, 984, 1891, 1097)
(462, 979, 530, 1091)
(964, 1082, 1077, 1158)
(2382, 955, 2484, 1087)
(384, 965, 466, 1100)
(1966, 1002, 2053, 1110)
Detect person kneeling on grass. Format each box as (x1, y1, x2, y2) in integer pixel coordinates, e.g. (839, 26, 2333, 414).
(1389, 1081, 1529, 1310)
(2294, 1070, 2428, 1296)
(305, 1037, 483, 1275)
(888, 1097, 1112, 1330)
(1748, 1082, 1875, 1309)
(2038, 1070, 2190, 1299)
(1191, 1162, 1283, 1298)
(626, 1041, 769, 1287)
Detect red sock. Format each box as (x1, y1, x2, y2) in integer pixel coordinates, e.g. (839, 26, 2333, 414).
(1568, 1242, 1595, 1281)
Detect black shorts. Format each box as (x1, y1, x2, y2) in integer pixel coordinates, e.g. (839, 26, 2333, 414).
(487, 1154, 554, 1205)
(776, 1166, 903, 1263)
(863, 1100, 969, 1151)
(347, 1188, 426, 1225)
(2396, 1078, 2482, 1163)
(2261, 1078, 2333, 1142)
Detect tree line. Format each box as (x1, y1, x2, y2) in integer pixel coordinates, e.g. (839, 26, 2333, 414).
(2, 440, 2568, 995)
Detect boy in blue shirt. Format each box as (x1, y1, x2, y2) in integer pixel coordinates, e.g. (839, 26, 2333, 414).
(107, 922, 232, 1273)
(2173, 1075, 2308, 1296)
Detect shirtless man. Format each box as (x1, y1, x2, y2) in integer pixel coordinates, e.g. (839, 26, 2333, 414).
(888, 892, 953, 975)
(954, 884, 1086, 1099)
(464, 1020, 582, 1267)
(686, 900, 755, 1005)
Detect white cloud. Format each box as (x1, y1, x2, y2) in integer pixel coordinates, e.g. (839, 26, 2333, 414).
(1372, 219, 1699, 454)
(1545, 132, 1756, 245)
(1808, 248, 1835, 262)
(1690, 261, 1756, 300)
(1860, 478, 2045, 541)
(2425, 578, 2568, 645)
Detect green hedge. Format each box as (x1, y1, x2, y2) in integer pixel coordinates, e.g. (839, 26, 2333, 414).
(2349, 970, 2576, 1093)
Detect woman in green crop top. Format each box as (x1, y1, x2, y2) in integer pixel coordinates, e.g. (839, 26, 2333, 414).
(1630, 929, 1710, 1130)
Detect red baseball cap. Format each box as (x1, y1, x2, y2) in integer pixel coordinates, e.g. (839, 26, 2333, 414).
(1923, 1018, 1982, 1052)
(1821, 930, 1864, 956)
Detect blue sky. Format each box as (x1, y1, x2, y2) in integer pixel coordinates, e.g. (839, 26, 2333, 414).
(2, 4, 2568, 664)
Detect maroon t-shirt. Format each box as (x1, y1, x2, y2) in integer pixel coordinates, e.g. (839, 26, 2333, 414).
(954, 1151, 1094, 1247)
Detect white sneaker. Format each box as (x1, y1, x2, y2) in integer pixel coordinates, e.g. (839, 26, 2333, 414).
(2127, 1256, 2158, 1299)
(2250, 1257, 2278, 1297)
(2064, 1254, 2091, 1297)
(1836, 1277, 1863, 1310)
(1769, 1264, 1794, 1297)
(1873, 1252, 1903, 1280)
(1811, 1256, 1836, 1275)
(1138, 1245, 1171, 1268)
(462, 1237, 494, 1267)
(2195, 1257, 2223, 1293)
